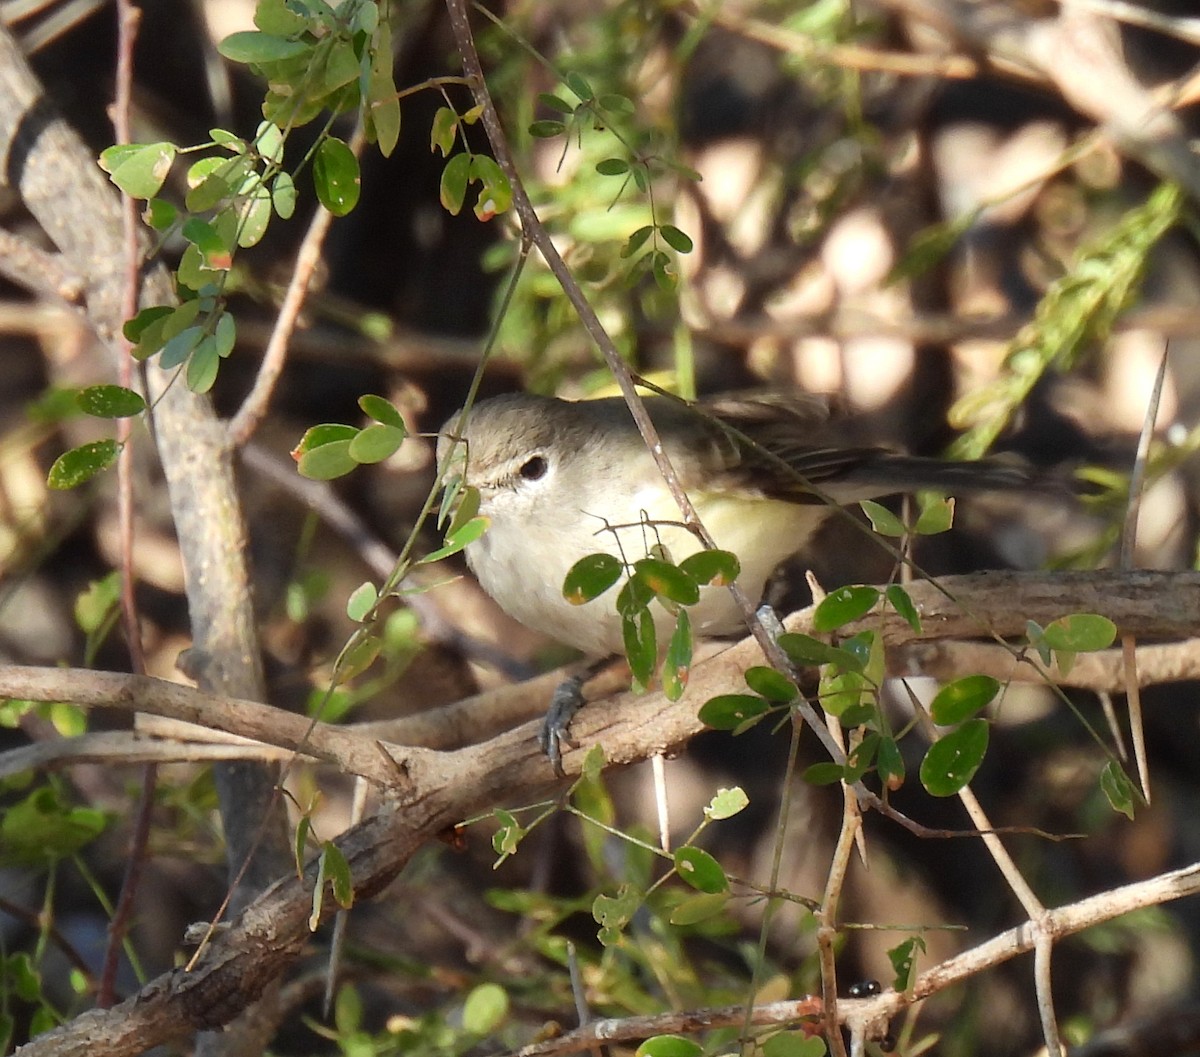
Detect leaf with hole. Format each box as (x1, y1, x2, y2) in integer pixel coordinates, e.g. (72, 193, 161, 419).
(705, 786, 749, 820)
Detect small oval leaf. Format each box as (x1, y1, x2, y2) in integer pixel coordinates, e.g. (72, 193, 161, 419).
(678, 549, 740, 586)
(698, 694, 769, 730)
(674, 846, 728, 893)
(930, 675, 1000, 725)
(563, 553, 624, 604)
(76, 385, 146, 419)
(920, 719, 989, 796)
(669, 891, 729, 926)
(812, 586, 880, 632)
(705, 787, 749, 820)
(314, 137, 360, 216)
(744, 666, 797, 703)
(633, 557, 700, 606)
(1042, 613, 1117, 653)
(48, 440, 119, 490)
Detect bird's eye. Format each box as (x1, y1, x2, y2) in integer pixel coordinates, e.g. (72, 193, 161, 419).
(519, 455, 548, 481)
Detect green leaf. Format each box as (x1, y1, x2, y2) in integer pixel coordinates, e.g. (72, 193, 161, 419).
(348, 423, 405, 464)
(143, 197, 178, 231)
(186, 335, 220, 393)
(674, 846, 728, 893)
(491, 808, 525, 861)
(430, 107, 458, 156)
(662, 609, 692, 702)
(314, 137, 360, 216)
(218, 30, 310, 63)
(659, 224, 693, 253)
(914, 495, 954, 534)
(1100, 760, 1136, 820)
(182, 217, 233, 270)
(321, 39, 360, 93)
(75, 571, 121, 633)
(337, 630, 381, 680)
(929, 675, 1000, 725)
(48, 439, 119, 490)
(159, 325, 203, 370)
(596, 157, 629, 176)
(529, 119, 566, 138)
(420, 516, 489, 564)
(469, 155, 511, 220)
(254, 0, 309, 35)
(886, 583, 922, 633)
(346, 581, 377, 622)
(358, 394, 405, 427)
(776, 633, 863, 671)
(333, 983, 361, 1034)
(762, 1032, 826, 1057)
(623, 609, 656, 689)
(860, 499, 906, 536)
(1042, 613, 1117, 653)
(272, 172, 297, 218)
(877, 735, 906, 789)
(888, 935, 926, 993)
(744, 666, 798, 703)
(623, 224, 655, 258)
(819, 668, 871, 719)
(633, 557, 700, 606)
(698, 693, 769, 730)
(563, 553, 624, 604)
(813, 585, 880, 631)
(920, 719, 989, 796)
(538, 92, 575, 114)
(123, 303, 174, 343)
(0, 787, 108, 864)
(76, 385, 145, 418)
(439, 151, 470, 214)
(295, 423, 359, 480)
(186, 170, 233, 213)
(638, 1037, 703, 1057)
(597, 93, 635, 114)
(99, 141, 177, 198)
(803, 762, 846, 785)
(669, 891, 729, 925)
(593, 883, 640, 944)
(678, 549, 740, 586)
(322, 841, 354, 907)
(706, 786, 749, 820)
(213, 311, 237, 358)
(236, 185, 273, 247)
(463, 982, 509, 1035)
(565, 72, 593, 102)
(616, 573, 655, 616)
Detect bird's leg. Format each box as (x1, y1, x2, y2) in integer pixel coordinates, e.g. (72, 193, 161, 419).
(540, 655, 619, 775)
